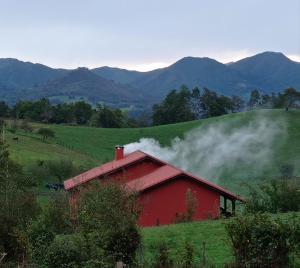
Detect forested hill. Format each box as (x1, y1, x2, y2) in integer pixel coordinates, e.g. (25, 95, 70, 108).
(0, 52, 299, 105)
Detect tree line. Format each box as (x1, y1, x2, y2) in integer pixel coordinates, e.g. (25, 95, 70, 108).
(0, 99, 141, 128)
(152, 86, 300, 125)
(0, 87, 299, 127)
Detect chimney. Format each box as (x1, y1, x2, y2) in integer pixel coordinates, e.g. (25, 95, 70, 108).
(115, 145, 124, 160)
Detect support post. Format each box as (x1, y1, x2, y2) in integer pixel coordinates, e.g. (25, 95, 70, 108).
(224, 197, 227, 213)
(232, 200, 236, 216)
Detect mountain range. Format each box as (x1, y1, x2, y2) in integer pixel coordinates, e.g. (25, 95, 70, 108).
(0, 51, 299, 106)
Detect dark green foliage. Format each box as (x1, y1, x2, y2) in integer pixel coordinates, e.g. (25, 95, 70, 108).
(246, 179, 300, 213)
(37, 127, 55, 141)
(226, 213, 300, 268)
(199, 88, 234, 118)
(44, 234, 89, 268)
(179, 242, 195, 268)
(28, 192, 72, 266)
(14, 98, 53, 122)
(152, 86, 196, 125)
(153, 242, 173, 268)
(283, 87, 300, 111)
(91, 105, 125, 128)
(73, 101, 93, 124)
(247, 88, 300, 111)
(152, 86, 240, 125)
(0, 101, 9, 117)
(27, 159, 81, 184)
(78, 182, 141, 265)
(0, 140, 39, 264)
(30, 182, 141, 267)
(248, 90, 261, 109)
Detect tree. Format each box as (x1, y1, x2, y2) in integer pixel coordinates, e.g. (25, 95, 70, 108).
(0, 140, 39, 264)
(78, 182, 141, 265)
(248, 90, 261, 109)
(199, 88, 233, 117)
(231, 95, 245, 113)
(0, 101, 9, 117)
(282, 87, 300, 111)
(152, 86, 195, 125)
(73, 101, 93, 124)
(92, 105, 125, 128)
(37, 128, 55, 141)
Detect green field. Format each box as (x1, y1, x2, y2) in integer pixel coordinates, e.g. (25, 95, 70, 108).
(142, 212, 300, 267)
(6, 109, 300, 195)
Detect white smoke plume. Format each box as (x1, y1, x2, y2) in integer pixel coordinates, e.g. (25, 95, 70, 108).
(125, 116, 286, 183)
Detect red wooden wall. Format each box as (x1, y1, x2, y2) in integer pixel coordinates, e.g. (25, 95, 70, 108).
(138, 176, 220, 227)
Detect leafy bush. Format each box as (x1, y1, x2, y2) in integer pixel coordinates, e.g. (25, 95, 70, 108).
(27, 159, 80, 184)
(20, 119, 33, 132)
(179, 242, 195, 268)
(30, 182, 141, 267)
(78, 182, 141, 266)
(246, 179, 300, 213)
(45, 234, 88, 268)
(0, 140, 39, 264)
(37, 127, 55, 141)
(153, 242, 173, 268)
(226, 213, 300, 268)
(28, 192, 72, 266)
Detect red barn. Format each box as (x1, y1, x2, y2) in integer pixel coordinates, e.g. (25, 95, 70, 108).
(64, 146, 243, 227)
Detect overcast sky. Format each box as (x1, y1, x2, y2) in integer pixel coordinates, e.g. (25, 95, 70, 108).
(0, 0, 299, 71)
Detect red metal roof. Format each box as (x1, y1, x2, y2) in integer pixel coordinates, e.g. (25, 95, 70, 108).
(126, 165, 182, 192)
(126, 164, 244, 201)
(64, 150, 244, 201)
(64, 151, 147, 190)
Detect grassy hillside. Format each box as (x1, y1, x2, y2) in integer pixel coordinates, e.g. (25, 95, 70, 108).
(142, 212, 300, 267)
(142, 219, 232, 267)
(5, 109, 300, 194)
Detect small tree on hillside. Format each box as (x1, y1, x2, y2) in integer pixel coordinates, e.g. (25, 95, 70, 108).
(282, 87, 300, 111)
(248, 90, 261, 109)
(37, 128, 55, 142)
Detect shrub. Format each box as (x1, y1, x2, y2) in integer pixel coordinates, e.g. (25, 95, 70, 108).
(78, 182, 141, 266)
(153, 242, 173, 268)
(45, 234, 88, 268)
(246, 179, 300, 213)
(0, 140, 39, 265)
(179, 242, 195, 268)
(20, 119, 33, 133)
(28, 192, 72, 266)
(26, 159, 80, 184)
(37, 127, 55, 141)
(175, 188, 198, 223)
(225, 213, 300, 268)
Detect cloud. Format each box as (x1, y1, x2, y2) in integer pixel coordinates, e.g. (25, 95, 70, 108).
(287, 54, 300, 63)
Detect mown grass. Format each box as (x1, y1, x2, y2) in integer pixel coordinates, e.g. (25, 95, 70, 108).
(5, 130, 98, 168)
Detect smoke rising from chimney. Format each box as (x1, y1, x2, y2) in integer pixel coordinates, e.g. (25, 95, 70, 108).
(125, 116, 286, 183)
